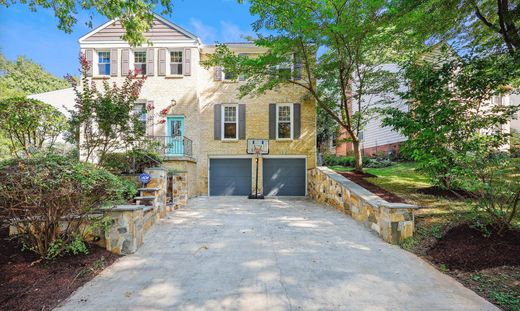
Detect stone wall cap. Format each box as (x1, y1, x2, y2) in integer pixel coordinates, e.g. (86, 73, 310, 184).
(164, 156, 197, 163)
(145, 167, 167, 171)
(107, 205, 146, 211)
(381, 203, 419, 209)
(317, 167, 386, 207)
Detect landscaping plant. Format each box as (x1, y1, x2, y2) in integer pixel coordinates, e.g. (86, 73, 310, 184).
(67, 54, 147, 164)
(382, 54, 519, 190)
(102, 149, 163, 175)
(0, 97, 67, 157)
(0, 154, 136, 259)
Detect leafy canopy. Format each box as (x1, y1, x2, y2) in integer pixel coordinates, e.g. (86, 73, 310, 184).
(0, 52, 69, 99)
(0, 97, 67, 157)
(0, 0, 174, 46)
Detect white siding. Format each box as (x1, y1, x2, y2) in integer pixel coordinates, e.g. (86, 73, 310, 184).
(509, 94, 520, 131)
(28, 87, 76, 117)
(352, 64, 407, 149)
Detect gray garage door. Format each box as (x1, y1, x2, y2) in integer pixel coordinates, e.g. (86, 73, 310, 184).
(209, 159, 252, 196)
(263, 158, 306, 196)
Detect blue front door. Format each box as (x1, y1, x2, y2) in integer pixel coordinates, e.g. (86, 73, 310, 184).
(166, 116, 184, 156)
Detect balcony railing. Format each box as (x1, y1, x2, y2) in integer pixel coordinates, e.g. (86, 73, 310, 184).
(145, 136, 193, 158)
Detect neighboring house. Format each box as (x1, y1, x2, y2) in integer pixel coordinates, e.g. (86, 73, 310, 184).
(28, 87, 76, 117)
(28, 87, 76, 145)
(79, 14, 316, 197)
(335, 63, 407, 157)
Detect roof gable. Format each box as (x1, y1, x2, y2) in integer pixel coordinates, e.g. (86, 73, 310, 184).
(79, 14, 198, 43)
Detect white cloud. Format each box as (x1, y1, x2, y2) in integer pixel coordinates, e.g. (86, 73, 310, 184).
(189, 19, 254, 44)
(220, 20, 251, 42)
(189, 18, 217, 43)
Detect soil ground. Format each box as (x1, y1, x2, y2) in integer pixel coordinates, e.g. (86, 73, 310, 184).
(0, 227, 120, 311)
(337, 170, 407, 203)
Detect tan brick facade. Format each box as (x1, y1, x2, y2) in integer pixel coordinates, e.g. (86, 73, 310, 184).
(80, 18, 316, 196)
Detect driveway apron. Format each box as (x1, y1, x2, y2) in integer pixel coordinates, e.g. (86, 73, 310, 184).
(56, 197, 497, 311)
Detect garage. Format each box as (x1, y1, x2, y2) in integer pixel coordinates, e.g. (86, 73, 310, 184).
(209, 158, 252, 196)
(263, 158, 306, 196)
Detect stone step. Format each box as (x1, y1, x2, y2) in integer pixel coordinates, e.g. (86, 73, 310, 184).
(134, 196, 155, 200)
(137, 187, 160, 192)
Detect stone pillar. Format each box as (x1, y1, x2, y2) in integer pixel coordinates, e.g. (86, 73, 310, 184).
(104, 205, 144, 255)
(144, 168, 168, 219)
(172, 172, 188, 206)
(379, 204, 415, 244)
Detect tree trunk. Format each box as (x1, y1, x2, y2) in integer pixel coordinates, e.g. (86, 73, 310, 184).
(353, 140, 363, 172)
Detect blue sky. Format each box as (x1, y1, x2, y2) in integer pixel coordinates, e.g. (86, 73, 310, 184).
(0, 0, 256, 78)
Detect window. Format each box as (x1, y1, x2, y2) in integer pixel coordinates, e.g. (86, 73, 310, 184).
(133, 103, 147, 133)
(134, 51, 146, 75)
(223, 69, 235, 81)
(238, 53, 249, 81)
(98, 51, 110, 75)
(170, 50, 183, 75)
(277, 104, 292, 139)
(222, 105, 238, 139)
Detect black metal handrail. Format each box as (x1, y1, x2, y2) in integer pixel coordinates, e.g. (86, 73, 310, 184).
(145, 136, 193, 158)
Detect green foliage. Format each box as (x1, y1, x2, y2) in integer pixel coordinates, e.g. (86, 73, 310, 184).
(323, 153, 392, 168)
(0, 154, 132, 258)
(462, 152, 520, 234)
(489, 291, 520, 310)
(382, 54, 519, 190)
(0, 52, 69, 99)
(0, 97, 67, 157)
(0, 1, 174, 47)
(67, 54, 146, 164)
(101, 150, 162, 175)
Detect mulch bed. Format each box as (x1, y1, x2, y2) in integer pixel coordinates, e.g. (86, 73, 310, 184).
(417, 186, 473, 200)
(427, 224, 520, 271)
(336, 170, 407, 203)
(0, 227, 120, 311)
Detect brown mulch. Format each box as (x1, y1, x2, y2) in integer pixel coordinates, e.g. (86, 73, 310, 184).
(0, 227, 120, 311)
(336, 170, 407, 203)
(417, 186, 473, 200)
(427, 224, 520, 271)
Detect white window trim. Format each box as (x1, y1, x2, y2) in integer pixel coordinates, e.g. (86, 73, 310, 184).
(221, 104, 239, 140)
(95, 50, 111, 77)
(131, 49, 147, 75)
(168, 49, 184, 76)
(276, 103, 293, 140)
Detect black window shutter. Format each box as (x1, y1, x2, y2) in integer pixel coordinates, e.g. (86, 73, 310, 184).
(214, 104, 222, 140)
(293, 103, 301, 139)
(238, 104, 246, 139)
(269, 104, 276, 139)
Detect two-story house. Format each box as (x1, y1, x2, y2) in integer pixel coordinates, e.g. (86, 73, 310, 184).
(79, 14, 316, 197)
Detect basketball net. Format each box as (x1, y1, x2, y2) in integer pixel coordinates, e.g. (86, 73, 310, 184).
(254, 145, 263, 158)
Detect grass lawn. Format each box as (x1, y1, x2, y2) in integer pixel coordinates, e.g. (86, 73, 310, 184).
(329, 162, 520, 311)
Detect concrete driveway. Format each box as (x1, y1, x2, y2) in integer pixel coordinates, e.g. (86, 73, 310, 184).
(56, 197, 497, 311)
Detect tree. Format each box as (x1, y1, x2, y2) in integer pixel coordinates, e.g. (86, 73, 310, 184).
(382, 54, 519, 189)
(0, 97, 67, 157)
(393, 0, 520, 57)
(67, 54, 146, 164)
(0, 0, 174, 46)
(203, 0, 404, 172)
(0, 52, 69, 99)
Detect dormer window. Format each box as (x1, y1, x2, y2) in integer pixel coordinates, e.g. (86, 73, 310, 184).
(98, 51, 110, 76)
(134, 51, 147, 75)
(170, 50, 183, 75)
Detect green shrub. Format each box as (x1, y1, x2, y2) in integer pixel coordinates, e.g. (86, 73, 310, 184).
(0, 154, 134, 258)
(102, 149, 162, 174)
(364, 158, 393, 168)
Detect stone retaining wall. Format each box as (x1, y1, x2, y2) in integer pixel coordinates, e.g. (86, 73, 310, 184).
(308, 167, 418, 244)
